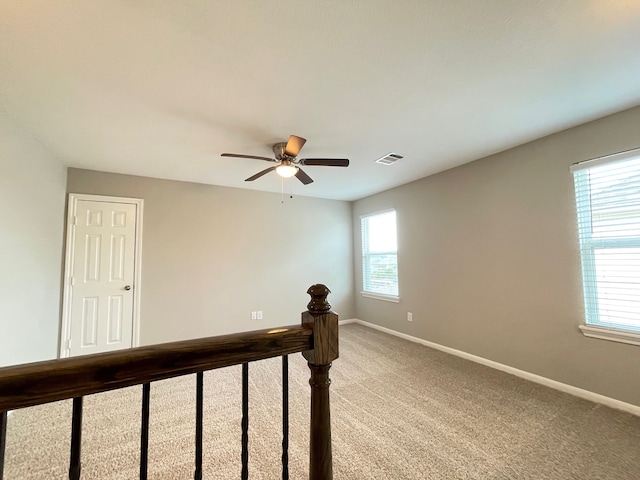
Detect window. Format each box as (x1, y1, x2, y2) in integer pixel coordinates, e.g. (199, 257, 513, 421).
(361, 209, 399, 301)
(572, 149, 640, 344)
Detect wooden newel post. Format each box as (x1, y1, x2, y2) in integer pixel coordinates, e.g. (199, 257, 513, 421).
(302, 284, 338, 480)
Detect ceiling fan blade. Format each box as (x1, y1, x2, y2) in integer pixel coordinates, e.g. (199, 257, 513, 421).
(245, 166, 276, 182)
(222, 153, 276, 162)
(295, 167, 314, 185)
(284, 135, 307, 157)
(299, 158, 349, 167)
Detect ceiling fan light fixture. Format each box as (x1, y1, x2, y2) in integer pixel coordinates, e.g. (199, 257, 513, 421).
(275, 162, 299, 178)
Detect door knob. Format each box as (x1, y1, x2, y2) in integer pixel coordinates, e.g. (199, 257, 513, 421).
(124, 285, 131, 291)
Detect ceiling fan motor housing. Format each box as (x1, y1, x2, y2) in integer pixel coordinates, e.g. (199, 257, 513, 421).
(272, 142, 290, 160)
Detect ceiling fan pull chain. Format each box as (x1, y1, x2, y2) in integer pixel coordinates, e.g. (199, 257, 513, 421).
(281, 176, 285, 204)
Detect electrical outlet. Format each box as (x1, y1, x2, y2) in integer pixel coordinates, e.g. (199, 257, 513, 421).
(251, 311, 257, 320)
(407, 312, 413, 322)
(257, 310, 263, 320)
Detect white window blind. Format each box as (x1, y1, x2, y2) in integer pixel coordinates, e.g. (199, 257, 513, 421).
(572, 150, 640, 332)
(361, 209, 398, 298)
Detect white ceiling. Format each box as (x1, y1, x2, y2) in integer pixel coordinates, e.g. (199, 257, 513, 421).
(2, 1, 640, 201)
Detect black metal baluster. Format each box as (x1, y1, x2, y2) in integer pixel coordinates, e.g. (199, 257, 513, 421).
(241, 363, 249, 480)
(69, 397, 83, 480)
(282, 355, 289, 480)
(140, 383, 151, 480)
(194, 372, 204, 480)
(0, 411, 7, 480)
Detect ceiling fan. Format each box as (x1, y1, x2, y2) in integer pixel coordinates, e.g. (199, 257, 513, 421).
(221, 135, 349, 185)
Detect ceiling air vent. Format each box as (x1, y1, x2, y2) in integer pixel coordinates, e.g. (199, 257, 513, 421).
(376, 153, 403, 165)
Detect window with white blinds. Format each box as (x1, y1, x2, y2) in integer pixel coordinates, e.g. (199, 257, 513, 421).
(361, 209, 399, 300)
(572, 149, 640, 334)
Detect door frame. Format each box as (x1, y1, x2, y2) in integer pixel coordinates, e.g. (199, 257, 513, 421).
(60, 193, 144, 358)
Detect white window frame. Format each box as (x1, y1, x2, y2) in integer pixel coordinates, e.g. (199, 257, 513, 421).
(571, 148, 640, 346)
(360, 209, 399, 302)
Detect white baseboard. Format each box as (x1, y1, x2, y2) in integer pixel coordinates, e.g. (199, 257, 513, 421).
(338, 318, 357, 326)
(345, 318, 640, 417)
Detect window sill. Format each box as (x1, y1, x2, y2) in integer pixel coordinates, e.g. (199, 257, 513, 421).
(579, 324, 640, 347)
(361, 292, 400, 303)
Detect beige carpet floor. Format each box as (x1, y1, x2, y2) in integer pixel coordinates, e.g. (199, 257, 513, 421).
(4, 323, 640, 479)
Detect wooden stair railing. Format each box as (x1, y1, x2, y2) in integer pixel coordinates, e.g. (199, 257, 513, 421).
(0, 284, 338, 480)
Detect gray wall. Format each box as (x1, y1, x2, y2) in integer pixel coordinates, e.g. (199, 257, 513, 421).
(0, 110, 66, 366)
(67, 169, 354, 345)
(353, 105, 640, 406)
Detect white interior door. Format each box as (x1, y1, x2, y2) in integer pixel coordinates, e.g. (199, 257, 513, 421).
(62, 195, 143, 357)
